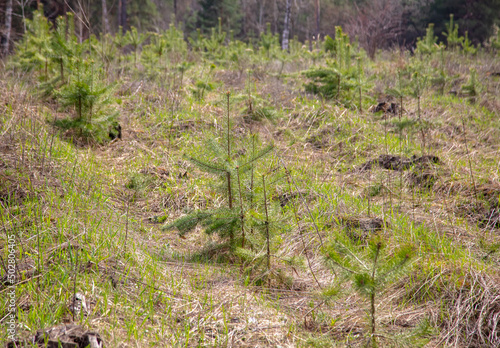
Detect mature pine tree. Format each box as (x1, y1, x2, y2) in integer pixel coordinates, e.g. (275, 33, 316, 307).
(127, 0, 159, 31)
(198, 0, 218, 32)
(197, 0, 242, 36)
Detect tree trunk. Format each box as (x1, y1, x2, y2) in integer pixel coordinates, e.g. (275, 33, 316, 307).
(258, 0, 265, 34)
(273, 0, 278, 33)
(120, 0, 127, 34)
(173, 0, 177, 22)
(306, 16, 311, 49)
(315, 0, 320, 38)
(78, 7, 83, 43)
(102, 0, 111, 34)
(118, 0, 122, 29)
(241, 0, 247, 36)
(2, 0, 13, 56)
(282, 0, 291, 50)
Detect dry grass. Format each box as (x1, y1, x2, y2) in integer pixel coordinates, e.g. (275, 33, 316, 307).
(1, 45, 500, 347)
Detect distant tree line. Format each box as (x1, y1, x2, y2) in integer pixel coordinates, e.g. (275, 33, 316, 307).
(2, 0, 500, 56)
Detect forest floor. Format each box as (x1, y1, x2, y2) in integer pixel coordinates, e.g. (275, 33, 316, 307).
(1, 46, 500, 347)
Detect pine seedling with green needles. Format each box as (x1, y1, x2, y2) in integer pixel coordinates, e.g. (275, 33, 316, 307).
(489, 25, 500, 50)
(305, 44, 325, 66)
(408, 69, 428, 121)
(37, 13, 79, 96)
(91, 33, 117, 78)
(303, 64, 362, 107)
(175, 62, 192, 91)
(9, 7, 53, 76)
(236, 172, 297, 287)
(227, 39, 251, 74)
(387, 70, 409, 200)
(141, 33, 168, 80)
(461, 32, 477, 56)
(324, 27, 352, 69)
(125, 26, 148, 68)
(164, 93, 274, 255)
(416, 24, 439, 56)
(354, 56, 372, 112)
(163, 23, 188, 61)
(304, 27, 364, 107)
(461, 68, 479, 102)
(428, 45, 448, 94)
(140, 24, 188, 79)
(331, 26, 353, 71)
(408, 67, 429, 154)
(50, 13, 78, 67)
(202, 18, 227, 60)
(9, 8, 119, 143)
(113, 27, 128, 73)
(324, 34, 335, 53)
(55, 58, 118, 142)
(443, 14, 463, 51)
(190, 63, 216, 101)
(304, 66, 341, 100)
(168, 139, 273, 248)
(386, 70, 410, 137)
(324, 236, 414, 347)
(259, 23, 280, 59)
(191, 80, 214, 101)
(188, 28, 205, 54)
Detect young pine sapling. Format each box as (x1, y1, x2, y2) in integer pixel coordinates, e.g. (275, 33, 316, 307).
(324, 236, 414, 347)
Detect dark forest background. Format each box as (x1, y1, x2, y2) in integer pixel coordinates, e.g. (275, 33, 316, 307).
(2, 0, 500, 57)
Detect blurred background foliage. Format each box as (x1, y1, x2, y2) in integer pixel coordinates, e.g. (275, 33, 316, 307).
(1, 0, 500, 57)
